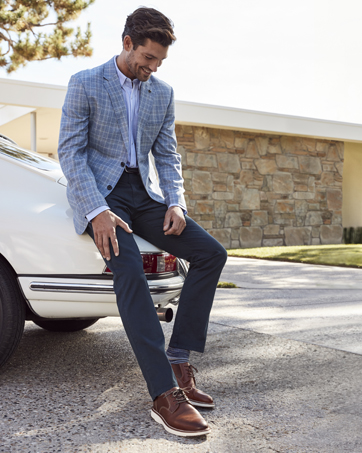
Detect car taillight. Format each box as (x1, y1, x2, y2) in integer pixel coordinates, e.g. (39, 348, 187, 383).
(103, 253, 177, 275)
(142, 253, 177, 274)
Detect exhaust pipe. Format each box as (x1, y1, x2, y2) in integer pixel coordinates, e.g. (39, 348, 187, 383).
(157, 307, 173, 323)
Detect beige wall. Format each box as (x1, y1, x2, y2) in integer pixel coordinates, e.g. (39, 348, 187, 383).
(342, 142, 362, 227)
(0, 107, 61, 158)
(0, 113, 31, 149)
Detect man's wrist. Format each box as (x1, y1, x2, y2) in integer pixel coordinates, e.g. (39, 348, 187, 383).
(86, 206, 110, 222)
(168, 204, 187, 215)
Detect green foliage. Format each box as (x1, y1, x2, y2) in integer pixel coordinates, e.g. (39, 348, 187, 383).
(356, 228, 362, 244)
(343, 227, 362, 244)
(0, 0, 94, 72)
(217, 281, 238, 288)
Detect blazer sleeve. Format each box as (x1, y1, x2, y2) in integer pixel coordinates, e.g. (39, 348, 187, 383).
(151, 87, 187, 212)
(58, 75, 108, 218)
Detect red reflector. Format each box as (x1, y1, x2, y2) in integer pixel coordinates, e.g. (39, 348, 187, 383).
(103, 253, 177, 275)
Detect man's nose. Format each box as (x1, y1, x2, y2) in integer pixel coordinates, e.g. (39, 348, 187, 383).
(149, 61, 158, 72)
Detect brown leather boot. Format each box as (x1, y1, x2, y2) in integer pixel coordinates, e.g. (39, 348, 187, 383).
(151, 387, 211, 437)
(171, 363, 215, 408)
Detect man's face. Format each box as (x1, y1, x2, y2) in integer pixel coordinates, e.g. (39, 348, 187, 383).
(125, 38, 168, 81)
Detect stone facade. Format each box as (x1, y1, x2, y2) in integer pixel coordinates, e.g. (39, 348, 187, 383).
(176, 125, 344, 249)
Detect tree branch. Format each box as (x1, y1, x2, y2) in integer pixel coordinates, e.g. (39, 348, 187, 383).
(0, 31, 12, 44)
(27, 22, 59, 28)
(0, 0, 94, 72)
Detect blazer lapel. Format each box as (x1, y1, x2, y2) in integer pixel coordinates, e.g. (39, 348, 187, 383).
(137, 79, 154, 151)
(103, 58, 129, 151)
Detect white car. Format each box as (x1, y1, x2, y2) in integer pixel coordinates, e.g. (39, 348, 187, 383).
(0, 135, 187, 370)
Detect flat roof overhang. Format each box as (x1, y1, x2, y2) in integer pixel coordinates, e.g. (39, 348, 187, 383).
(1, 77, 362, 143)
(175, 101, 362, 143)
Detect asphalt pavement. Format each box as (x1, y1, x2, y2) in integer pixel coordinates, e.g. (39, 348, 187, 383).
(1, 258, 362, 452)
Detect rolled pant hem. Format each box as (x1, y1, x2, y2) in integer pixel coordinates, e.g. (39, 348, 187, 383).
(168, 341, 205, 354)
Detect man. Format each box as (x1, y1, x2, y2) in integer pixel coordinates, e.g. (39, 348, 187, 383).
(58, 7, 227, 437)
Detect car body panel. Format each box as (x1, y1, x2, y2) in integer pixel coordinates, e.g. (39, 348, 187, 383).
(18, 274, 183, 317)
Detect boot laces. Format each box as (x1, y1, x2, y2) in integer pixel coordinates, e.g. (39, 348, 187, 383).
(180, 364, 198, 394)
(186, 364, 198, 383)
(171, 388, 188, 404)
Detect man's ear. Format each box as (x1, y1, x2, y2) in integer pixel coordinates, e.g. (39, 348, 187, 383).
(123, 35, 133, 51)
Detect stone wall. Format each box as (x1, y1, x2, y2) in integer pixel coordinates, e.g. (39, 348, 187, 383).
(175, 124, 344, 249)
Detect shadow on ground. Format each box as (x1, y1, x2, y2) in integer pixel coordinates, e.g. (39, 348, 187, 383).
(1, 319, 362, 452)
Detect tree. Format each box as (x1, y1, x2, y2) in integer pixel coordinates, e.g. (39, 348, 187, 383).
(0, 0, 95, 73)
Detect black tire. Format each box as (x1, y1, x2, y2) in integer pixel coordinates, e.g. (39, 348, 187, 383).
(0, 258, 25, 370)
(32, 318, 99, 332)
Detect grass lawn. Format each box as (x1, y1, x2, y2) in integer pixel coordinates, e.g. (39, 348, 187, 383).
(227, 244, 362, 268)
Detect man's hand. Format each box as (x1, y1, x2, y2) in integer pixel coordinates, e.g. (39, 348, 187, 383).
(163, 206, 186, 236)
(92, 210, 132, 260)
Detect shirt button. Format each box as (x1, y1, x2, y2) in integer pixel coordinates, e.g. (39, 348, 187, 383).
(121, 162, 125, 167)
(107, 185, 112, 190)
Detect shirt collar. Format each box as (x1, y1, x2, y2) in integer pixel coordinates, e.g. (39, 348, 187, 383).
(113, 56, 141, 90)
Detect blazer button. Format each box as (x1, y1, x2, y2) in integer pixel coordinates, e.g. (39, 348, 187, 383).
(107, 185, 112, 190)
(121, 162, 125, 167)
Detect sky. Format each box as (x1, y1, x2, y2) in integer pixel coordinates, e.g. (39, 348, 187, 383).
(2, 0, 362, 124)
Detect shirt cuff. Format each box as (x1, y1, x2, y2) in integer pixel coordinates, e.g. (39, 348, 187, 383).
(168, 203, 187, 216)
(86, 206, 110, 222)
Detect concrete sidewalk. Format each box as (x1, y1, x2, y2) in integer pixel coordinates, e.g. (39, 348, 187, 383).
(221, 256, 362, 289)
(215, 257, 362, 355)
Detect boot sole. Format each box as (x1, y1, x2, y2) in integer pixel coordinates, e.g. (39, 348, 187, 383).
(188, 399, 215, 408)
(151, 409, 211, 437)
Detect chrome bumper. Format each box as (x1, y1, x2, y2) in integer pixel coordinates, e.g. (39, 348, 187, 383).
(29, 281, 183, 295)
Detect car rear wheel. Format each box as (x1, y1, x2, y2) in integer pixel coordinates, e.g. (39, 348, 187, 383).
(32, 318, 99, 332)
(0, 259, 25, 370)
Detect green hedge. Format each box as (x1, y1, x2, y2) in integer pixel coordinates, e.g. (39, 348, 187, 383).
(343, 227, 362, 244)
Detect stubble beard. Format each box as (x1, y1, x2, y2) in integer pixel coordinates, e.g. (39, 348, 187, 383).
(125, 52, 137, 80)
(125, 52, 151, 82)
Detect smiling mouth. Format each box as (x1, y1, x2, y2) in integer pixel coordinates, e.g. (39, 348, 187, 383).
(142, 67, 151, 75)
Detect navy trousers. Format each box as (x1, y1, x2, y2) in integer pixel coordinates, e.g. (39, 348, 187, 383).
(87, 172, 227, 400)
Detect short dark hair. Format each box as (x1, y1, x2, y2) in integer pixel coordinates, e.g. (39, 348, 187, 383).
(122, 7, 176, 49)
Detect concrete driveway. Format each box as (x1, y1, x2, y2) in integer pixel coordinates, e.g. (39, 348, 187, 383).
(1, 258, 362, 452)
(216, 257, 362, 354)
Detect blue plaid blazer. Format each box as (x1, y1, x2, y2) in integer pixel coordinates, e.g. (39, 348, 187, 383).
(58, 57, 186, 234)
